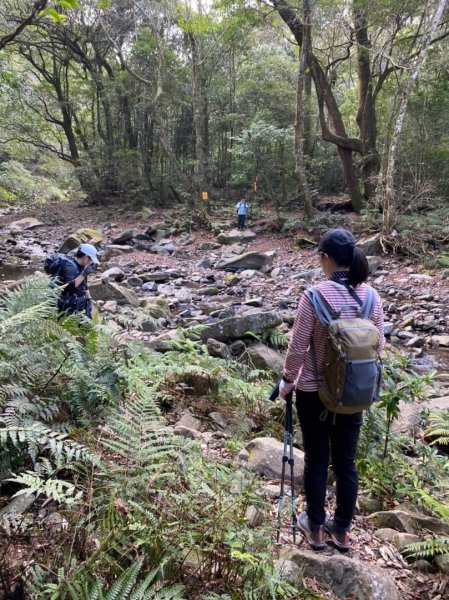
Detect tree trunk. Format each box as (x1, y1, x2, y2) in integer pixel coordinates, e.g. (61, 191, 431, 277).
(272, 0, 365, 212)
(383, 0, 447, 230)
(354, 2, 380, 200)
(188, 32, 209, 202)
(294, 0, 313, 219)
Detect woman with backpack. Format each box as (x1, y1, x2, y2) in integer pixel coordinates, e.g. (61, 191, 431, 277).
(279, 228, 385, 551)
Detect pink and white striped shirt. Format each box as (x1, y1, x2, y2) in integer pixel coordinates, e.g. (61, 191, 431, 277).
(283, 280, 385, 391)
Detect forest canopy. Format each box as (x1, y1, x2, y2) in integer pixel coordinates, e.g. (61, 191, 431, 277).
(0, 0, 448, 219)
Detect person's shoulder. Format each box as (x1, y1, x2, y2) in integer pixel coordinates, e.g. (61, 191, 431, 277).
(356, 282, 382, 301)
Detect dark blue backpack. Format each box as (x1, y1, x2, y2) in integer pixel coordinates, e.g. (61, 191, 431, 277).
(44, 253, 76, 282)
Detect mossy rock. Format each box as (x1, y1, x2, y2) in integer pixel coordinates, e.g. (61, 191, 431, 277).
(59, 228, 105, 253)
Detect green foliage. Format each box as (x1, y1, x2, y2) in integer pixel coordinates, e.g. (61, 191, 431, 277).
(426, 411, 449, 446)
(0, 160, 68, 206)
(403, 537, 449, 560)
(357, 359, 449, 517)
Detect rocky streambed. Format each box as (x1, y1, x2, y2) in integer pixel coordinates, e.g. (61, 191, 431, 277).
(1, 204, 449, 599)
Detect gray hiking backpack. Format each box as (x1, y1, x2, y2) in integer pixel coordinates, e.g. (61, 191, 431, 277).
(306, 282, 382, 414)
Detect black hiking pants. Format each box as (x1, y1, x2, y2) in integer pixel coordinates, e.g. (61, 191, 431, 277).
(296, 390, 363, 531)
(237, 214, 246, 229)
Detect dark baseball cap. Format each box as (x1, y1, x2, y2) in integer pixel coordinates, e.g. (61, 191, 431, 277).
(316, 228, 356, 263)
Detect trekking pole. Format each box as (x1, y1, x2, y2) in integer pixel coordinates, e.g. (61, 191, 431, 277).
(276, 390, 297, 544)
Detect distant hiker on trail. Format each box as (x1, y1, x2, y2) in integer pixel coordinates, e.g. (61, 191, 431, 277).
(279, 228, 385, 552)
(235, 198, 249, 230)
(44, 243, 99, 319)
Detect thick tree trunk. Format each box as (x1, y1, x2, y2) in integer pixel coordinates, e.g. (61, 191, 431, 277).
(294, 0, 313, 219)
(354, 3, 380, 199)
(383, 0, 447, 230)
(272, 0, 364, 212)
(188, 32, 209, 201)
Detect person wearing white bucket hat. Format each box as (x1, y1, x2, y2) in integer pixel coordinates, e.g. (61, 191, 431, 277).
(44, 243, 99, 318)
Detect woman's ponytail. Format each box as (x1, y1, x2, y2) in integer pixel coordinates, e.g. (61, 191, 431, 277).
(348, 247, 369, 287)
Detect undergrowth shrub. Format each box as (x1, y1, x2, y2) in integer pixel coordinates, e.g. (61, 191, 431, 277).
(357, 357, 449, 518)
(0, 280, 307, 599)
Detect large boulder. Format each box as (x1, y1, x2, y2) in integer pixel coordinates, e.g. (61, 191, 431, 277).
(370, 510, 449, 535)
(277, 547, 400, 600)
(9, 217, 44, 233)
(216, 250, 275, 272)
(59, 228, 105, 253)
(357, 233, 382, 256)
(245, 343, 284, 374)
(237, 437, 304, 483)
(112, 229, 134, 244)
(89, 281, 139, 306)
(217, 229, 256, 245)
(199, 310, 282, 343)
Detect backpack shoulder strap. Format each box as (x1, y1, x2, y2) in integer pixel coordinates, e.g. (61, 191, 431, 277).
(333, 279, 377, 319)
(306, 287, 339, 327)
(360, 287, 377, 319)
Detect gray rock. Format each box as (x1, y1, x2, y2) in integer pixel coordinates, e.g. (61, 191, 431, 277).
(173, 425, 202, 440)
(199, 242, 221, 251)
(230, 340, 246, 356)
(127, 276, 143, 287)
(197, 257, 214, 269)
(0, 492, 35, 522)
(216, 251, 275, 272)
(244, 297, 263, 307)
(367, 255, 382, 273)
(89, 281, 139, 306)
(101, 267, 126, 282)
(410, 273, 433, 281)
(291, 267, 322, 281)
(142, 281, 157, 292)
(222, 243, 246, 256)
(370, 510, 449, 535)
(358, 496, 382, 514)
(246, 343, 284, 374)
(393, 532, 420, 553)
(237, 437, 304, 483)
(217, 229, 256, 245)
(413, 559, 437, 574)
(112, 229, 134, 244)
(431, 335, 449, 347)
(358, 233, 382, 256)
(434, 554, 449, 574)
(384, 322, 394, 336)
(103, 244, 133, 258)
(178, 233, 195, 246)
(59, 228, 105, 254)
(240, 269, 265, 279)
(9, 217, 44, 232)
(145, 330, 178, 352)
(151, 240, 176, 255)
(278, 547, 400, 599)
(102, 300, 118, 313)
(141, 272, 171, 282)
(199, 310, 282, 343)
(405, 336, 425, 348)
(374, 528, 397, 543)
(206, 338, 231, 359)
(245, 505, 264, 528)
(176, 412, 202, 431)
(209, 411, 228, 430)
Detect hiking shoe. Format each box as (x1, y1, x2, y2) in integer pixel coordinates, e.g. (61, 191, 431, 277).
(297, 511, 325, 551)
(325, 519, 351, 551)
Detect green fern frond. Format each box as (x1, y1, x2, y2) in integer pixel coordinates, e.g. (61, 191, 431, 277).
(8, 471, 83, 505)
(426, 412, 449, 446)
(403, 537, 449, 559)
(266, 329, 288, 349)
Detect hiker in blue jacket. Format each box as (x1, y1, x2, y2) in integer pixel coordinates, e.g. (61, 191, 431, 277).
(235, 198, 249, 230)
(46, 244, 99, 318)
